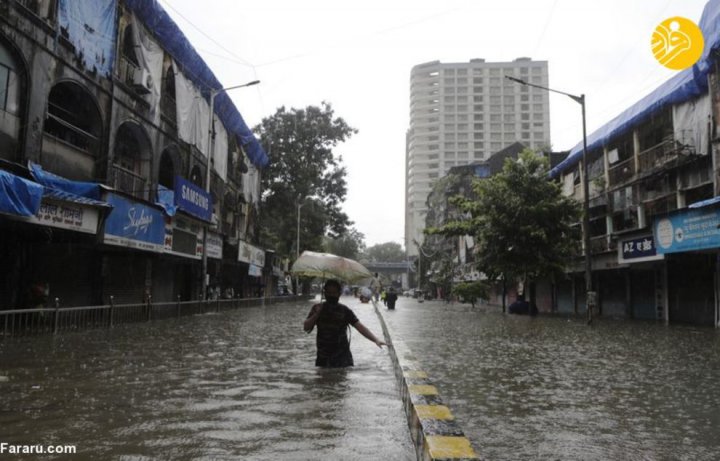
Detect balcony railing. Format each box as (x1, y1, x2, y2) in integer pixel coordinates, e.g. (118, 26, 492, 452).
(608, 157, 635, 187)
(637, 139, 683, 173)
(110, 164, 147, 199)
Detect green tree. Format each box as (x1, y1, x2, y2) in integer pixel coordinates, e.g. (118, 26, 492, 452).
(427, 150, 580, 303)
(452, 281, 489, 308)
(363, 242, 405, 262)
(323, 228, 366, 260)
(255, 102, 357, 258)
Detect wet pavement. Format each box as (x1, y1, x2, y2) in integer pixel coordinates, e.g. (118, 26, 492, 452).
(0, 297, 414, 460)
(381, 297, 720, 460)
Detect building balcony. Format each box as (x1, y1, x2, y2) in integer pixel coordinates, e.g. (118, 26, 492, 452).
(637, 139, 686, 174)
(110, 163, 147, 199)
(608, 157, 635, 187)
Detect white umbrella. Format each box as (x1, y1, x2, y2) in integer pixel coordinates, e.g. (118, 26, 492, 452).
(290, 251, 373, 283)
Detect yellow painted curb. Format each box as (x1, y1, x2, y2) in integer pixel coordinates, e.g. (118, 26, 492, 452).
(415, 405, 454, 420)
(425, 435, 478, 459)
(404, 370, 428, 379)
(408, 384, 438, 395)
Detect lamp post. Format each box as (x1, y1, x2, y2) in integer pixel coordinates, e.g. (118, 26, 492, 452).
(295, 199, 304, 295)
(201, 80, 260, 300)
(504, 75, 593, 322)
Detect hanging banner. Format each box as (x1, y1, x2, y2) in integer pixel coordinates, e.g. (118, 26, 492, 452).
(103, 192, 164, 252)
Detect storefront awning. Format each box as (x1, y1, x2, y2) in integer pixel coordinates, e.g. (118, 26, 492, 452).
(0, 169, 44, 217)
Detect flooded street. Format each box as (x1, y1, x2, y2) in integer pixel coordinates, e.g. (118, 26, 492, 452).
(382, 297, 720, 460)
(0, 299, 414, 460)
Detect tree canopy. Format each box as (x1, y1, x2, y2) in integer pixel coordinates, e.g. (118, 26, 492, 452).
(323, 228, 366, 260)
(255, 103, 357, 258)
(363, 242, 406, 262)
(427, 149, 580, 284)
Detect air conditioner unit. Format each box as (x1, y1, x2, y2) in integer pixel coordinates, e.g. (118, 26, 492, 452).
(132, 68, 153, 94)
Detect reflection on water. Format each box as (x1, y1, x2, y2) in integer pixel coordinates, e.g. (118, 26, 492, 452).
(384, 299, 720, 460)
(0, 301, 413, 460)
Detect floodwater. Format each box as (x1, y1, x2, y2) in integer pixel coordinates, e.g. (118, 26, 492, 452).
(0, 299, 414, 460)
(382, 297, 720, 460)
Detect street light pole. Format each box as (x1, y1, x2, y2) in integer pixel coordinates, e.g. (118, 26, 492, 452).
(505, 76, 593, 322)
(296, 200, 304, 295)
(201, 80, 260, 300)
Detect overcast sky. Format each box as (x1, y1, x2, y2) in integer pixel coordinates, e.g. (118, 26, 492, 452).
(161, 0, 709, 248)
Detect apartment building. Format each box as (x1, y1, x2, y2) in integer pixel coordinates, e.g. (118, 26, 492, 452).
(405, 58, 550, 255)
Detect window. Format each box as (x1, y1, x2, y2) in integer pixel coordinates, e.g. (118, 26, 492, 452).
(533, 113, 543, 120)
(457, 78, 468, 85)
(522, 123, 530, 130)
(458, 133, 468, 140)
(503, 105, 514, 112)
(458, 114, 469, 121)
(445, 69, 455, 76)
(445, 87, 455, 94)
(474, 123, 484, 130)
(532, 67, 542, 74)
(490, 96, 501, 104)
(45, 82, 102, 154)
(457, 87, 468, 94)
(504, 114, 515, 122)
(445, 114, 456, 122)
(161, 65, 177, 123)
(520, 67, 528, 75)
(445, 133, 456, 140)
(504, 123, 514, 131)
(490, 114, 501, 122)
(533, 104, 543, 111)
(444, 105, 455, 112)
(533, 94, 543, 102)
(444, 124, 454, 131)
(444, 78, 454, 85)
(458, 142, 468, 149)
(490, 69, 501, 76)
(0, 42, 21, 115)
(473, 96, 484, 103)
(491, 142, 502, 150)
(474, 114, 484, 121)
(473, 68, 483, 75)
(428, 173, 438, 179)
(522, 132, 530, 139)
(504, 96, 515, 104)
(444, 142, 455, 149)
(457, 105, 468, 112)
(521, 95, 529, 102)
(457, 69, 467, 76)
(521, 104, 529, 111)
(521, 113, 530, 121)
(458, 123, 468, 130)
(491, 132, 501, 140)
(490, 105, 501, 112)
(473, 86, 483, 93)
(444, 96, 455, 103)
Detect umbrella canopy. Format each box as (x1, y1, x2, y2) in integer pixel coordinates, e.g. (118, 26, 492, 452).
(290, 251, 373, 283)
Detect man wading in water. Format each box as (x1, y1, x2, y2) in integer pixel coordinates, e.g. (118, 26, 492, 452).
(304, 279, 386, 367)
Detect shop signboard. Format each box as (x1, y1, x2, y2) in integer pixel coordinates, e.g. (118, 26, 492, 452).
(174, 176, 212, 222)
(248, 264, 263, 277)
(206, 232, 223, 259)
(164, 215, 203, 259)
(618, 235, 664, 263)
(23, 198, 100, 234)
(238, 240, 265, 267)
(103, 192, 164, 252)
(654, 207, 720, 254)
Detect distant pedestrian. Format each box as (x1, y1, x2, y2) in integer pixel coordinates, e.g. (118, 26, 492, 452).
(381, 289, 387, 306)
(386, 288, 398, 310)
(304, 279, 386, 367)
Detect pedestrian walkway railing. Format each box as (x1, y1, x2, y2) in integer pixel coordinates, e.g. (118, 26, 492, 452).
(0, 295, 312, 338)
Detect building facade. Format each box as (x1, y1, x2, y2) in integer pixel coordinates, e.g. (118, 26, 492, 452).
(551, 0, 720, 326)
(405, 58, 550, 255)
(0, 0, 272, 309)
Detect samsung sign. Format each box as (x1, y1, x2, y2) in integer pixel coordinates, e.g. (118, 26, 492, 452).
(174, 176, 212, 222)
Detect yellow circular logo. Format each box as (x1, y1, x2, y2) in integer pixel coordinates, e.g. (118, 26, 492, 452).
(652, 17, 704, 70)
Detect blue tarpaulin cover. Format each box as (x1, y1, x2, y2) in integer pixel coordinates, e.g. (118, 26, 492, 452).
(550, 0, 720, 178)
(156, 185, 177, 216)
(124, 0, 269, 169)
(57, 0, 118, 77)
(0, 170, 44, 217)
(29, 163, 102, 201)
